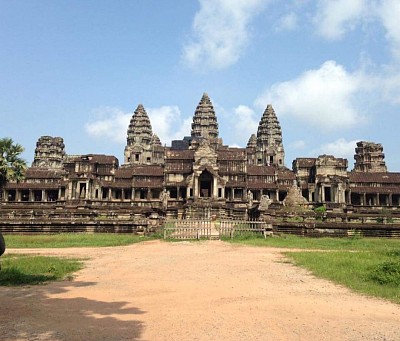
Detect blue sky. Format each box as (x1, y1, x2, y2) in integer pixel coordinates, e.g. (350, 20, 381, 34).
(1, 0, 400, 170)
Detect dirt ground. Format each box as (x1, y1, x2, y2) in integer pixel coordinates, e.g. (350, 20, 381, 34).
(1, 240, 400, 341)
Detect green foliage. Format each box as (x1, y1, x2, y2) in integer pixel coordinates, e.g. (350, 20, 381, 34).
(228, 234, 400, 251)
(314, 205, 326, 213)
(0, 137, 27, 186)
(4, 233, 152, 248)
(0, 254, 82, 286)
(370, 261, 400, 286)
(286, 216, 303, 222)
(286, 251, 400, 304)
(231, 235, 400, 303)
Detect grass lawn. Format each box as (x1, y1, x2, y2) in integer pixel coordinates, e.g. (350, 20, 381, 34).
(231, 235, 400, 304)
(227, 233, 400, 251)
(0, 254, 83, 286)
(1, 233, 154, 286)
(4, 233, 153, 248)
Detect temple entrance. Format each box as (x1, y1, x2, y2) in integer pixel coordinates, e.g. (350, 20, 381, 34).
(199, 170, 213, 198)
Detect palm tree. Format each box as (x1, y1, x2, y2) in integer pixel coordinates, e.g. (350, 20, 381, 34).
(0, 137, 27, 189)
(0, 138, 27, 257)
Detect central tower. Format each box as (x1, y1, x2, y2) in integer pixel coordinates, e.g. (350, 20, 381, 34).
(255, 104, 285, 167)
(191, 93, 219, 140)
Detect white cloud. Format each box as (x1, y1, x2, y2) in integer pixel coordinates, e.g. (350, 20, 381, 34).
(313, 0, 400, 59)
(313, 0, 368, 40)
(147, 106, 191, 144)
(183, 0, 268, 70)
(255, 60, 365, 130)
(312, 138, 359, 160)
(276, 12, 298, 31)
(232, 105, 259, 144)
(85, 107, 130, 143)
(378, 0, 400, 59)
(85, 106, 191, 146)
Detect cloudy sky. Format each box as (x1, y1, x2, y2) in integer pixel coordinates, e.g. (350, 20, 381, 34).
(1, 0, 400, 170)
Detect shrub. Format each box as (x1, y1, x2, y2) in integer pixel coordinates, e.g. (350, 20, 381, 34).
(314, 206, 326, 213)
(370, 261, 400, 286)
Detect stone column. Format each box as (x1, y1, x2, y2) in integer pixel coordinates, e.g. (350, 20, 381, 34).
(186, 186, 190, 198)
(131, 188, 135, 200)
(194, 175, 199, 198)
(376, 194, 380, 206)
(177, 186, 180, 200)
(389, 193, 393, 206)
(85, 181, 90, 199)
(29, 189, 34, 202)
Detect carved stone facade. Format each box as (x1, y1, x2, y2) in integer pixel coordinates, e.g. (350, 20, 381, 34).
(191, 93, 219, 141)
(3, 93, 400, 218)
(354, 141, 387, 173)
(32, 136, 65, 169)
(124, 104, 164, 165)
(255, 104, 285, 167)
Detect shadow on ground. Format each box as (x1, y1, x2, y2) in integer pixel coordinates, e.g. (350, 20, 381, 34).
(0, 279, 145, 341)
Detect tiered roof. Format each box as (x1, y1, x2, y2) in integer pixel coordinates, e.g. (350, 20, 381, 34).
(247, 134, 257, 149)
(126, 104, 153, 146)
(256, 104, 283, 148)
(191, 93, 219, 139)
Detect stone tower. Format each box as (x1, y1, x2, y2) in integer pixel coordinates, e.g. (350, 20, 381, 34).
(247, 134, 257, 149)
(191, 93, 219, 141)
(354, 141, 387, 172)
(32, 136, 65, 169)
(124, 104, 163, 165)
(256, 104, 285, 167)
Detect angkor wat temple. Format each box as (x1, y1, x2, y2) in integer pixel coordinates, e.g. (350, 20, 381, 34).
(2, 93, 400, 234)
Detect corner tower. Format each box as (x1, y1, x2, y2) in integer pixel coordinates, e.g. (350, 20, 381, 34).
(124, 104, 163, 165)
(191, 93, 219, 141)
(353, 141, 387, 172)
(256, 104, 285, 167)
(32, 136, 65, 169)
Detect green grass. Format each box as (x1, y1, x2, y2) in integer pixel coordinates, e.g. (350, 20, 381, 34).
(4, 233, 153, 248)
(285, 250, 400, 304)
(0, 254, 83, 286)
(227, 233, 400, 251)
(230, 235, 400, 304)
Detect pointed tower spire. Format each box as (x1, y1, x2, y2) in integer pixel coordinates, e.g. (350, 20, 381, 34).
(247, 134, 257, 149)
(124, 104, 155, 164)
(191, 93, 219, 140)
(126, 104, 153, 147)
(151, 134, 162, 146)
(256, 104, 285, 167)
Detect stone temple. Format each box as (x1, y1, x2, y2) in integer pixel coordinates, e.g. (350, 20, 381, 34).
(2, 93, 400, 223)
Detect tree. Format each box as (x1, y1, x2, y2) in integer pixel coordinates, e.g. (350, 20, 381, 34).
(0, 137, 27, 189)
(0, 138, 27, 257)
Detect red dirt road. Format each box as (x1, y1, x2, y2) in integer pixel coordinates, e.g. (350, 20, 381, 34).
(1, 240, 399, 341)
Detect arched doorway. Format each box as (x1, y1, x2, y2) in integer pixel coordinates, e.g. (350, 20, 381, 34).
(199, 170, 213, 198)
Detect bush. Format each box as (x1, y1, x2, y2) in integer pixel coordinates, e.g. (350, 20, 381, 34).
(370, 261, 400, 286)
(314, 206, 326, 213)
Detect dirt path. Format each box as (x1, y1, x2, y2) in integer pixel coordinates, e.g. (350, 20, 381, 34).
(1, 240, 399, 341)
